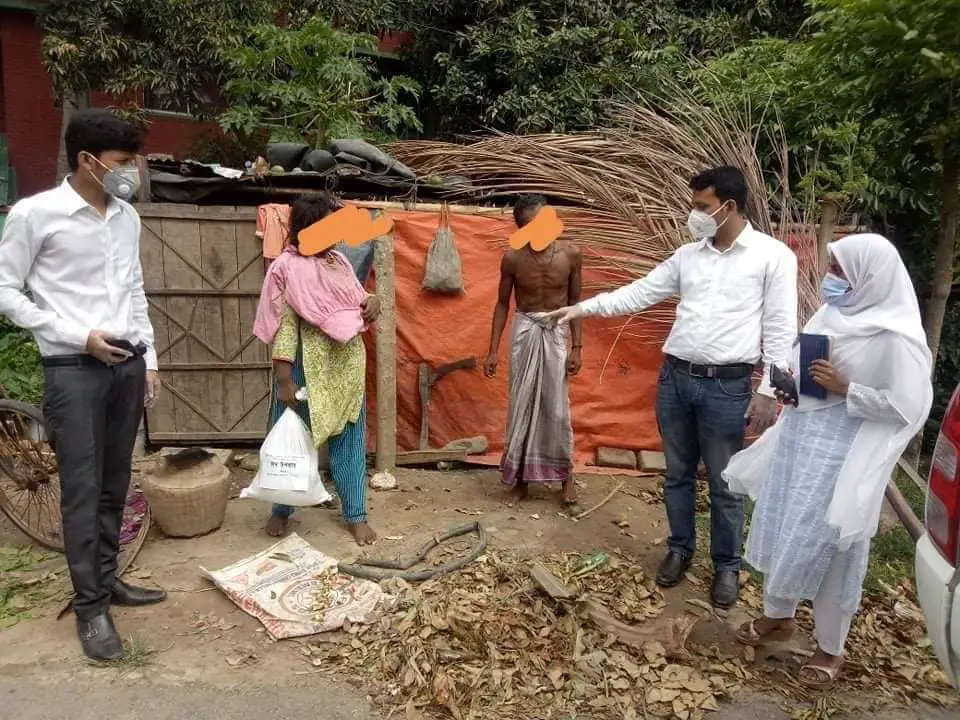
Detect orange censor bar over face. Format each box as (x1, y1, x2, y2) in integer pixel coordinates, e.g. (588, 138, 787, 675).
(297, 205, 394, 256)
(508, 205, 564, 251)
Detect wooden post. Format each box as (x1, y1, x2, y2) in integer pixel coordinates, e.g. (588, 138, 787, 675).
(885, 479, 924, 542)
(816, 199, 839, 274)
(135, 154, 151, 204)
(374, 224, 397, 472)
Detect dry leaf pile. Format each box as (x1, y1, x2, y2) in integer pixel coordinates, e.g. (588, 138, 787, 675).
(836, 579, 957, 706)
(541, 552, 667, 624)
(303, 545, 958, 719)
(311, 565, 341, 624)
(306, 551, 748, 720)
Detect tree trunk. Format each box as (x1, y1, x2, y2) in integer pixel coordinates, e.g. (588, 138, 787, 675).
(817, 199, 839, 274)
(55, 92, 89, 182)
(907, 148, 960, 465)
(924, 149, 960, 374)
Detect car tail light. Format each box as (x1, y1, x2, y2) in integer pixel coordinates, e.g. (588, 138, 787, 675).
(926, 386, 960, 566)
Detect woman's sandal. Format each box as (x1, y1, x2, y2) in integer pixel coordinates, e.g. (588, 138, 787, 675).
(735, 619, 796, 647)
(798, 659, 844, 690)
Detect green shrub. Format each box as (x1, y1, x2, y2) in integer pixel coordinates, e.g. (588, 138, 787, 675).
(0, 317, 43, 405)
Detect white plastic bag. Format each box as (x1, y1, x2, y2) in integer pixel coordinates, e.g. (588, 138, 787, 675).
(241, 408, 332, 507)
(722, 418, 782, 499)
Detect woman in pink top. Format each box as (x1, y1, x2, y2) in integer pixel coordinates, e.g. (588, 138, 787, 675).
(254, 194, 381, 545)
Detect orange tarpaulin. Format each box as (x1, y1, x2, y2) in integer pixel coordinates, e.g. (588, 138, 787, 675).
(361, 210, 669, 467)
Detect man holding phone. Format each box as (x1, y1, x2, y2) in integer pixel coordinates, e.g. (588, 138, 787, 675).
(542, 167, 798, 608)
(0, 110, 164, 661)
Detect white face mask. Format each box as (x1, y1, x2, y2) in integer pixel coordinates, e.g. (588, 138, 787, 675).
(104, 165, 141, 201)
(86, 154, 141, 201)
(686, 203, 730, 240)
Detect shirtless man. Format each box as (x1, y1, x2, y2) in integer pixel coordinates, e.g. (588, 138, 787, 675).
(484, 194, 583, 505)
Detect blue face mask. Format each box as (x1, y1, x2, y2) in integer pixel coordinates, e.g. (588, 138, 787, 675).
(821, 272, 853, 305)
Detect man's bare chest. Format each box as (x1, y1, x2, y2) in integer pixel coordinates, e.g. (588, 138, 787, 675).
(514, 254, 572, 290)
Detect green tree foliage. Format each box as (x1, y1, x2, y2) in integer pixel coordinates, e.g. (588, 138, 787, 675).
(705, 39, 876, 211)
(41, 0, 280, 178)
(217, 18, 422, 146)
(41, 0, 276, 112)
(429, 1, 684, 134)
(39, 0, 811, 139)
(297, 0, 810, 135)
(707, 0, 959, 431)
(809, 0, 960, 164)
(807, 0, 960, 373)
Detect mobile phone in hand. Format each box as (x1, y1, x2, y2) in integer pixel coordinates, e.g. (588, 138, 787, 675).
(105, 338, 135, 355)
(770, 364, 798, 407)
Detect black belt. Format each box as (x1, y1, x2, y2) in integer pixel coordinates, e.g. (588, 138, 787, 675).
(666, 354, 755, 379)
(43, 343, 147, 369)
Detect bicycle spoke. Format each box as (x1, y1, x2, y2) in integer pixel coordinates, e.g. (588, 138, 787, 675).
(0, 402, 64, 551)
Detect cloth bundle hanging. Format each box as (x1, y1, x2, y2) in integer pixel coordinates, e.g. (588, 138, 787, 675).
(422, 204, 464, 293)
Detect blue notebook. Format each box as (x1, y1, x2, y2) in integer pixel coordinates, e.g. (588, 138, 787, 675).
(798, 333, 831, 399)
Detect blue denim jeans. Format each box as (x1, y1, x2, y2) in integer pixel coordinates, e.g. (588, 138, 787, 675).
(655, 361, 751, 572)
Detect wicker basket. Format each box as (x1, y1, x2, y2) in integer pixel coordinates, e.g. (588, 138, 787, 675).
(141, 450, 233, 538)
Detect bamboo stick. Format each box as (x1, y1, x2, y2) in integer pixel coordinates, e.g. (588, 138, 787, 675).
(346, 199, 513, 216)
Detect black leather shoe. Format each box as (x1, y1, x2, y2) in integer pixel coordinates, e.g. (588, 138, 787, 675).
(77, 613, 123, 662)
(655, 551, 692, 588)
(112, 579, 167, 607)
(711, 570, 740, 609)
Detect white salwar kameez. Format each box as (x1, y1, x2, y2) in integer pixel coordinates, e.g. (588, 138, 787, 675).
(746, 384, 908, 655)
(725, 233, 934, 659)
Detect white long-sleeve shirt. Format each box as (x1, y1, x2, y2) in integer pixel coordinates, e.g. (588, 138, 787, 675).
(0, 179, 157, 370)
(578, 224, 798, 396)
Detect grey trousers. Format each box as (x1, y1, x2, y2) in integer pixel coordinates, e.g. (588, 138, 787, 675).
(42, 358, 145, 621)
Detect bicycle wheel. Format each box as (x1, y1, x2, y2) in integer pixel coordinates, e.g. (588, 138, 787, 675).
(0, 400, 64, 551)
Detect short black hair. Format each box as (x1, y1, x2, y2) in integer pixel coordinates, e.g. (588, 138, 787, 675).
(289, 193, 335, 247)
(513, 194, 547, 228)
(65, 109, 143, 172)
(689, 166, 748, 212)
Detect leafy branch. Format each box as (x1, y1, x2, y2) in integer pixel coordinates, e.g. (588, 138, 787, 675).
(217, 18, 422, 147)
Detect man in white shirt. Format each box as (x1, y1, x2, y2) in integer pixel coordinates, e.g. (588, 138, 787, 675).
(543, 166, 797, 608)
(0, 109, 166, 661)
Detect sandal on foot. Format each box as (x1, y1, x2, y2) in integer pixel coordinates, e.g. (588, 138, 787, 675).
(735, 619, 795, 647)
(798, 660, 844, 689)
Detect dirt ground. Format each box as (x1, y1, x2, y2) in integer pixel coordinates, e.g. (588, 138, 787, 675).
(0, 465, 954, 719)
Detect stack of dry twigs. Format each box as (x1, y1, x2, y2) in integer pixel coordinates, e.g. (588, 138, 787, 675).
(393, 84, 822, 338)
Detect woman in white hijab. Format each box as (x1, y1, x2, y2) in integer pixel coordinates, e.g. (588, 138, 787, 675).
(723, 233, 932, 688)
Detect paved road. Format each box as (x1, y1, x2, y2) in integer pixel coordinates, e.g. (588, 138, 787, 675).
(0, 678, 378, 720)
(1, 679, 953, 720)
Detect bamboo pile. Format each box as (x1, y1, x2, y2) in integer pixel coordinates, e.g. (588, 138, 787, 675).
(392, 87, 821, 340)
